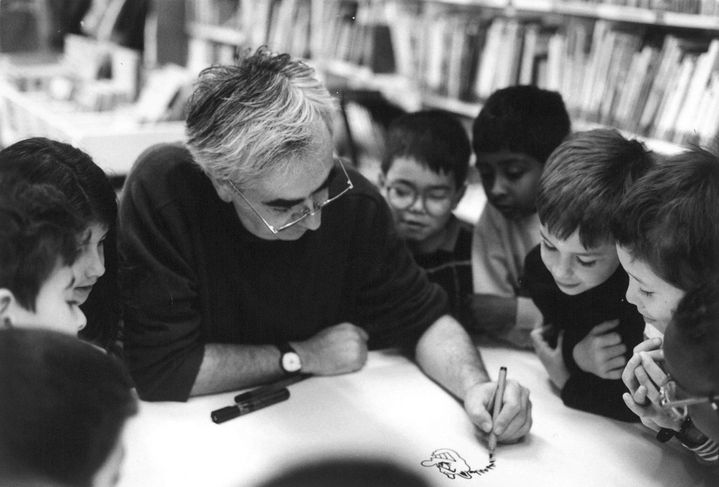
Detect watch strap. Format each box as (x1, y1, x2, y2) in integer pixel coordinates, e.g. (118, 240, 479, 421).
(676, 417, 709, 449)
(277, 342, 296, 355)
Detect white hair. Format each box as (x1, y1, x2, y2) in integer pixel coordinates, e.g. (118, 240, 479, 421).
(185, 47, 337, 186)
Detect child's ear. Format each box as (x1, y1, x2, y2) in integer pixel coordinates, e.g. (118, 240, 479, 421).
(377, 172, 386, 189)
(451, 183, 467, 210)
(0, 289, 15, 327)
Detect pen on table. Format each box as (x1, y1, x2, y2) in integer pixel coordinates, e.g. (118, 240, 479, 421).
(211, 387, 290, 424)
(487, 366, 508, 461)
(233, 373, 309, 404)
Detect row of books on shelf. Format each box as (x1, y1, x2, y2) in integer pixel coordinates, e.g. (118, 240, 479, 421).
(186, 0, 242, 30)
(404, 13, 719, 146)
(187, 0, 313, 68)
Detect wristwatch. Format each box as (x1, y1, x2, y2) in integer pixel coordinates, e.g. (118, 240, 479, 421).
(277, 342, 302, 375)
(676, 417, 709, 449)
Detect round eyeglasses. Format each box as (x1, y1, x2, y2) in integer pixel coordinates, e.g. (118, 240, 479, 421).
(385, 182, 454, 216)
(227, 158, 353, 234)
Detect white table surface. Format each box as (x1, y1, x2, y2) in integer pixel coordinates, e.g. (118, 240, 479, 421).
(117, 346, 717, 487)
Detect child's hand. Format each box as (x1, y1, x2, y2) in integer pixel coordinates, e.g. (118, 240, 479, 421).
(572, 320, 627, 379)
(622, 337, 662, 395)
(621, 345, 683, 431)
(531, 326, 569, 389)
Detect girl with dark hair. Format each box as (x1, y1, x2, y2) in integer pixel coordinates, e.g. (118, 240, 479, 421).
(0, 137, 121, 353)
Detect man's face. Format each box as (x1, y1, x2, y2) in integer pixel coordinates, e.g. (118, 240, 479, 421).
(616, 245, 685, 333)
(664, 326, 719, 444)
(381, 156, 462, 244)
(475, 151, 543, 220)
(3, 263, 87, 335)
(539, 226, 619, 296)
(224, 123, 335, 241)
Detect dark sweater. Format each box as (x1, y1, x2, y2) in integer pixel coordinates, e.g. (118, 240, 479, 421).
(524, 245, 643, 422)
(412, 217, 473, 327)
(118, 144, 448, 401)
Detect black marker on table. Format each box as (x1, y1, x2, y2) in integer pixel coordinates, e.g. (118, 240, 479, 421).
(211, 387, 290, 424)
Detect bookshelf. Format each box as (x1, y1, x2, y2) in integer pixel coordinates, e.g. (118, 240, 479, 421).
(183, 0, 719, 155)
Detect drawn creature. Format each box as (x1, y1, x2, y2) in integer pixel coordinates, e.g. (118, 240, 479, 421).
(420, 448, 495, 480)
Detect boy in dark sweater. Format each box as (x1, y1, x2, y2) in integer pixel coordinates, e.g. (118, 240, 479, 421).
(526, 129, 654, 422)
(379, 110, 473, 326)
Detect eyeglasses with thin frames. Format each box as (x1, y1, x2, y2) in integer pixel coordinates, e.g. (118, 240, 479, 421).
(659, 377, 719, 420)
(226, 158, 354, 234)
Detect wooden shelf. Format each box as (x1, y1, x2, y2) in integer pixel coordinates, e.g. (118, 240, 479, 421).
(428, 0, 719, 30)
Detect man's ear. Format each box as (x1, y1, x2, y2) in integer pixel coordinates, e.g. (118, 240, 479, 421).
(0, 289, 15, 327)
(451, 183, 467, 210)
(210, 178, 235, 203)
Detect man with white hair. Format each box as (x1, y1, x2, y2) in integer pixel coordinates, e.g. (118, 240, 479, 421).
(119, 48, 531, 443)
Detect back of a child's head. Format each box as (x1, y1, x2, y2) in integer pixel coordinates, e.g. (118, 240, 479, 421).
(0, 137, 116, 229)
(0, 327, 136, 486)
(382, 109, 471, 187)
(472, 85, 571, 164)
(0, 180, 81, 311)
(257, 457, 431, 487)
(666, 279, 719, 385)
(537, 129, 654, 248)
(612, 147, 719, 291)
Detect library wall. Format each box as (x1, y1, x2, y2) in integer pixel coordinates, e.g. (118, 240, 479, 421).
(5, 0, 719, 178)
(186, 0, 719, 156)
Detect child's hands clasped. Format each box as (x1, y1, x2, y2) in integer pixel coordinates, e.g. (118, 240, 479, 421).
(572, 319, 627, 379)
(531, 326, 569, 389)
(621, 338, 683, 432)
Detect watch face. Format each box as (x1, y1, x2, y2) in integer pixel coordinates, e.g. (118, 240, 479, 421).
(282, 352, 302, 373)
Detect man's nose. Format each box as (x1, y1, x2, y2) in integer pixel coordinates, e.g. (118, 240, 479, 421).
(301, 209, 322, 231)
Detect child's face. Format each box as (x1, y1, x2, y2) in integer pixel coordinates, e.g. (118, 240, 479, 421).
(381, 156, 463, 243)
(476, 151, 543, 220)
(616, 245, 685, 333)
(539, 226, 619, 296)
(3, 264, 86, 335)
(72, 222, 108, 305)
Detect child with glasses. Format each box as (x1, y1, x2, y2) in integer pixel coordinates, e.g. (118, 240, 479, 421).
(471, 86, 571, 349)
(613, 147, 719, 464)
(662, 280, 719, 454)
(525, 129, 652, 421)
(379, 110, 473, 326)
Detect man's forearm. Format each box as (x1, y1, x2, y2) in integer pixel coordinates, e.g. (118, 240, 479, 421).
(190, 343, 285, 397)
(415, 314, 491, 400)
